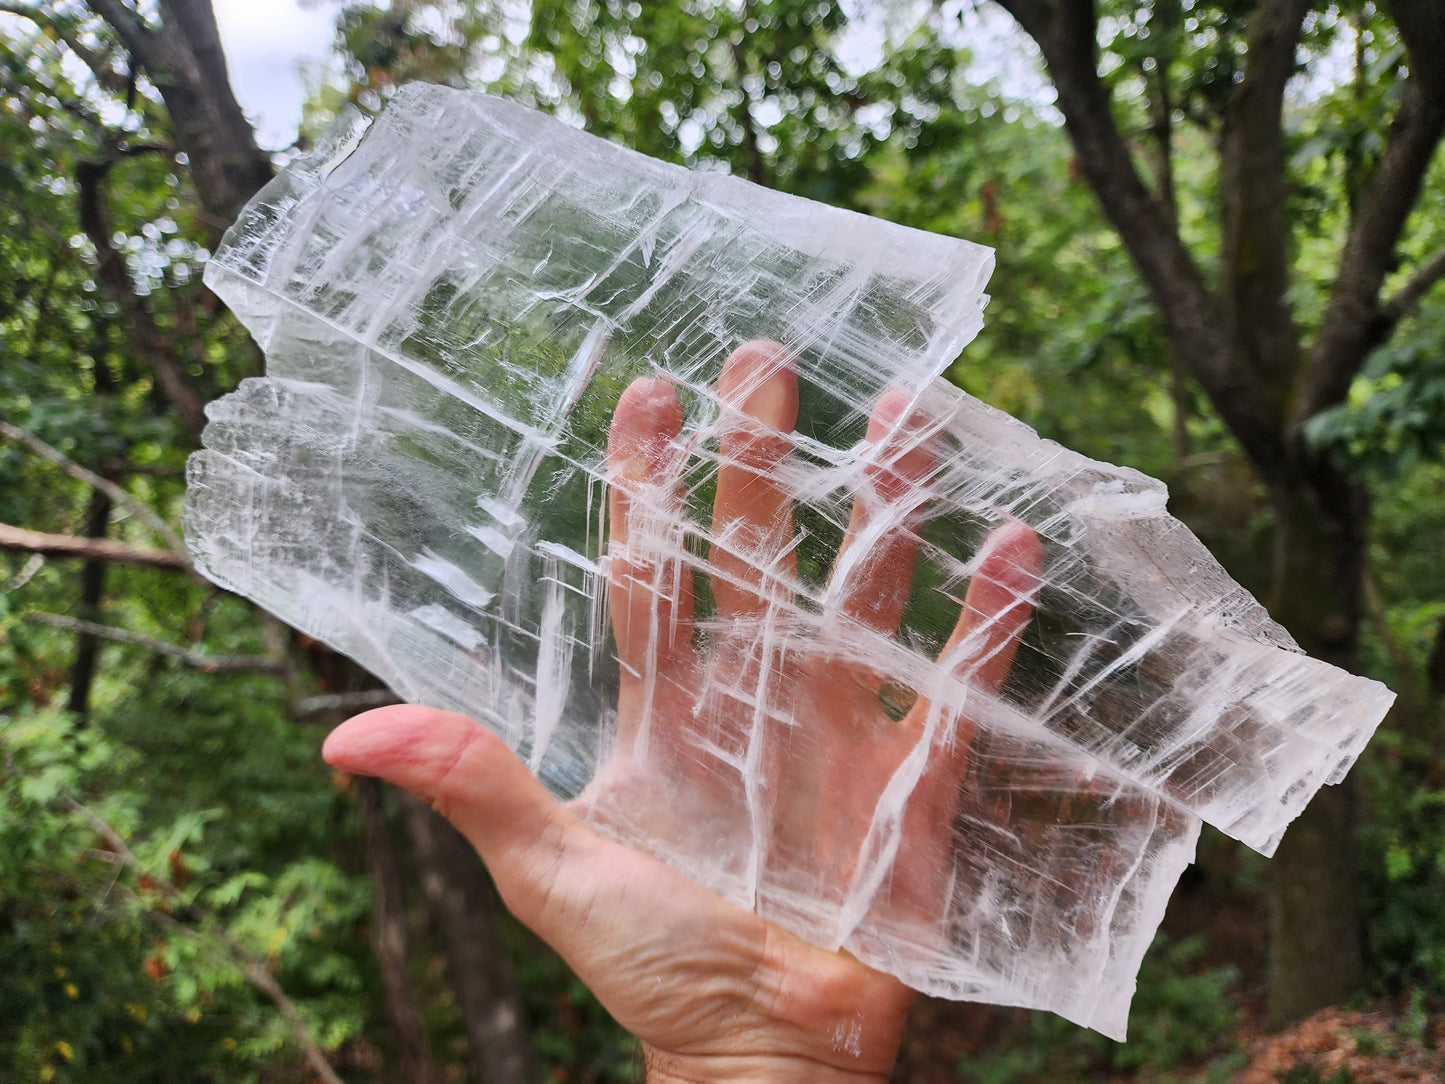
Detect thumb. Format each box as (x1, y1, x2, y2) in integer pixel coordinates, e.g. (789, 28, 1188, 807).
(323, 705, 595, 928)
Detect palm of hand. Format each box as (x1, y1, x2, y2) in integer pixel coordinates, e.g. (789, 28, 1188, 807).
(325, 342, 1040, 1081)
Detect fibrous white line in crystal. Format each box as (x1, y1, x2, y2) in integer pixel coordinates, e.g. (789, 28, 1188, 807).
(185, 84, 1394, 1040)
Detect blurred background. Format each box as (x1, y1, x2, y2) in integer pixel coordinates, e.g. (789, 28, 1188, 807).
(1, 1, 1442, 1080)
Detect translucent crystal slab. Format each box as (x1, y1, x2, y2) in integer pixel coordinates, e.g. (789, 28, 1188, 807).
(184, 84, 1393, 1038)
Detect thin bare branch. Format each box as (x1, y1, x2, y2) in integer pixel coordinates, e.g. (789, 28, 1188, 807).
(295, 690, 401, 718)
(1382, 245, 1445, 325)
(5, 552, 45, 591)
(0, 419, 186, 554)
(67, 799, 346, 1084)
(0, 521, 193, 572)
(25, 612, 282, 674)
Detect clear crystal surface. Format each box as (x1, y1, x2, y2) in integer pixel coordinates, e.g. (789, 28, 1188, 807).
(184, 84, 1394, 1038)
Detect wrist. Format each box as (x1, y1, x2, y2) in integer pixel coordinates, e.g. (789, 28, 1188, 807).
(642, 1045, 894, 1083)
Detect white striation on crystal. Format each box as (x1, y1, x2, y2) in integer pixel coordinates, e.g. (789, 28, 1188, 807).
(184, 84, 1394, 1040)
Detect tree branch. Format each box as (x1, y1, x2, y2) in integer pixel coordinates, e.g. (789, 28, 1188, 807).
(67, 798, 346, 1084)
(127, 0, 274, 236)
(25, 612, 282, 674)
(0, 521, 194, 572)
(1296, 66, 1445, 427)
(1218, 0, 1310, 399)
(78, 0, 163, 71)
(0, 3, 129, 93)
(1140, 2, 1192, 462)
(1381, 245, 1445, 325)
(295, 690, 401, 718)
(5, 553, 44, 591)
(0, 419, 186, 554)
(994, 0, 1286, 472)
(76, 154, 207, 441)
(1388, 0, 1445, 98)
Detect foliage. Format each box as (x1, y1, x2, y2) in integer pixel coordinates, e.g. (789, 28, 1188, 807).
(1358, 724, 1445, 997)
(1306, 306, 1445, 480)
(0, 663, 370, 1082)
(954, 934, 1239, 1083)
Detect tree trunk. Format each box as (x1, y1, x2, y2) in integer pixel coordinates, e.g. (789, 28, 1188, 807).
(400, 793, 541, 1084)
(65, 488, 112, 719)
(988, 0, 1441, 1028)
(1267, 787, 1362, 1024)
(152, 0, 277, 234)
(66, 322, 117, 720)
(1263, 462, 1370, 1023)
(83, 0, 275, 241)
(359, 777, 442, 1084)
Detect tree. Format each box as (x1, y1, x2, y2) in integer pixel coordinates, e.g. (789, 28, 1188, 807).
(987, 0, 1445, 1022)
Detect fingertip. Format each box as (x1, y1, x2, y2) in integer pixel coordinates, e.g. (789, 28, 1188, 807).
(977, 519, 1044, 596)
(608, 377, 684, 477)
(326, 705, 596, 938)
(718, 340, 797, 431)
(861, 388, 938, 503)
(613, 376, 682, 429)
(323, 704, 407, 770)
(322, 704, 478, 778)
(719, 339, 792, 383)
(865, 387, 921, 439)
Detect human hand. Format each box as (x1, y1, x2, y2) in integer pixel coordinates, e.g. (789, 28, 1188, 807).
(323, 342, 1042, 1082)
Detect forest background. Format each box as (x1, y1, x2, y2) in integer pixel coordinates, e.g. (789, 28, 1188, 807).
(2, 1, 1444, 1081)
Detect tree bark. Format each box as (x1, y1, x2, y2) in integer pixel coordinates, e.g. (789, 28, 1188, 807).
(1218, 0, 1309, 408)
(1294, 73, 1445, 425)
(76, 154, 207, 442)
(1263, 460, 1371, 1021)
(65, 487, 112, 719)
(65, 328, 117, 721)
(0, 522, 195, 571)
(1267, 785, 1362, 1025)
(83, 0, 275, 240)
(359, 778, 442, 1084)
(995, 0, 1285, 472)
(399, 792, 541, 1084)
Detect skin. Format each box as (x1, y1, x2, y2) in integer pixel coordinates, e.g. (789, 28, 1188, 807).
(323, 342, 1043, 1082)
